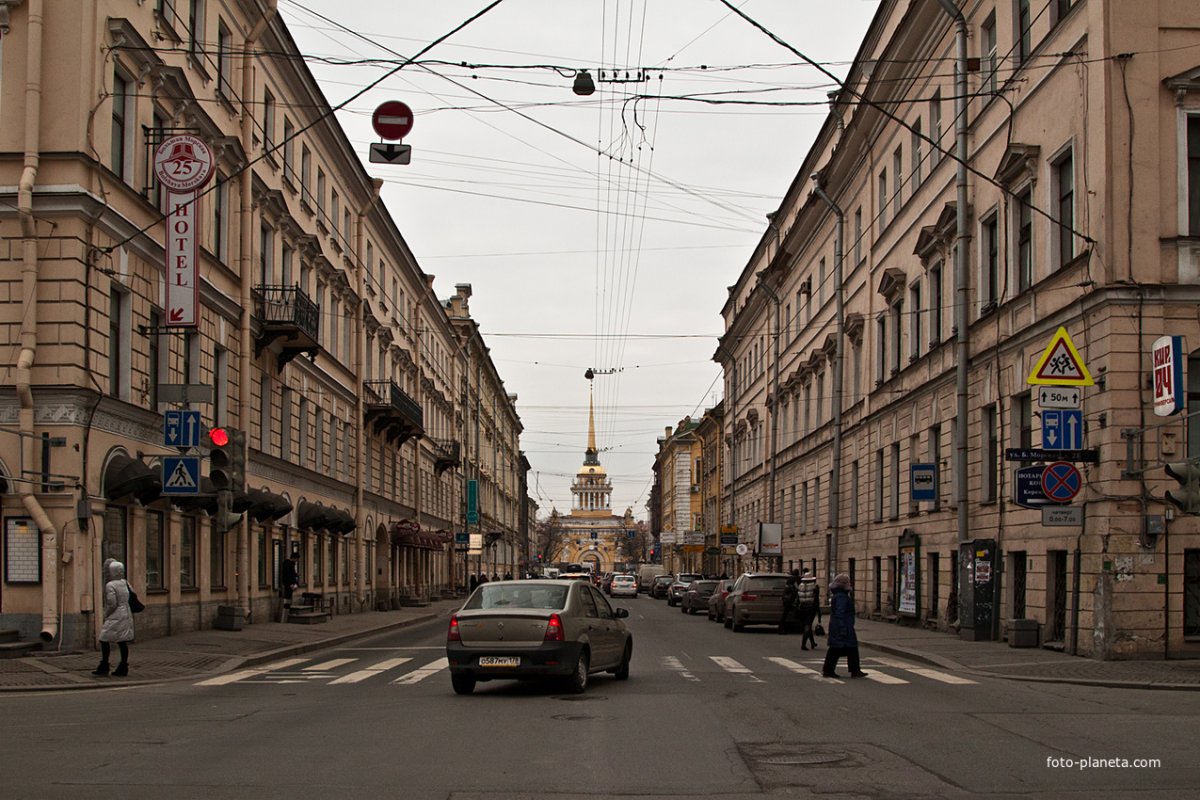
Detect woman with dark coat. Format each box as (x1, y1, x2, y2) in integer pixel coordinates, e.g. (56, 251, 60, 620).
(94, 559, 134, 677)
(821, 573, 868, 679)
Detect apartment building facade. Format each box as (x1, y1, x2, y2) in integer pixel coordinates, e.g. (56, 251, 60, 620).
(717, 0, 1200, 658)
(0, 0, 524, 649)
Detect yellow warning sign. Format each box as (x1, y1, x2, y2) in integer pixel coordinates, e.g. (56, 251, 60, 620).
(1027, 327, 1094, 386)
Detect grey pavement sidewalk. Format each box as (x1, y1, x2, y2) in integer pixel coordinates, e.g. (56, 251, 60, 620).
(3, 600, 1199, 692)
(854, 617, 1200, 691)
(0, 599, 458, 692)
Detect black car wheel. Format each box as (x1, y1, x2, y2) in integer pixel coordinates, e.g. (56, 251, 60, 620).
(564, 650, 590, 694)
(614, 642, 631, 681)
(451, 673, 476, 695)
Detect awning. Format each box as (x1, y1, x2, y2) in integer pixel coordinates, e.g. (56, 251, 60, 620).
(103, 454, 162, 505)
(247, 489, 292, 523)
(171, 476, 218, 515)
(331, 508, 357, 535)
(297, 500, 335, 531)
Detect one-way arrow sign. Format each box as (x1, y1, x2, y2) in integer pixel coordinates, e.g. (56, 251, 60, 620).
(369, 142, 412, 165)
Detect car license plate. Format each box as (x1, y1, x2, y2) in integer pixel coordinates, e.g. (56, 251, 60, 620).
(478, 656, 520, 667)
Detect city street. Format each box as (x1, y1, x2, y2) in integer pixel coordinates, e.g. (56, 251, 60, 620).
(3, 597, 1197, 799)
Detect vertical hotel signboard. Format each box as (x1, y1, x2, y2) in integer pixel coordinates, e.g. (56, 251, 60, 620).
(1152, 335, 1184, 417)
(153, 135, 215, 327)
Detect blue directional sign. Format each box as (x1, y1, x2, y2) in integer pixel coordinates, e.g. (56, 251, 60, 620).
(911, 463, 938, 502)
(162, 456, 201, 495)
(163, 409, 202, 449)
(1041, 409, 1083, 451)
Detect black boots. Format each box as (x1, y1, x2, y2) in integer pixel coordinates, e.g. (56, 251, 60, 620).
(112, 663, 128, 677)
(92, 661, 110, 676)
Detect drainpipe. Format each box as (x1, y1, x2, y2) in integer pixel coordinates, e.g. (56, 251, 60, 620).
(354, 179, 381, 605)
(236, 0, 278, 615)
(936, 0, 971, 557)
(755, 269, 782, 572)
(811, 176, 845, 580)
(13, 0, 58, 643)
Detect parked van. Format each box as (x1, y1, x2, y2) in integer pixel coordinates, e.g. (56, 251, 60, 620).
(637, 564, 666, 593)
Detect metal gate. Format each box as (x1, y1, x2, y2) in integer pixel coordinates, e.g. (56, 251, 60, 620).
(1012, 551, 1027, 619)
(1048, 550, 1068, 643)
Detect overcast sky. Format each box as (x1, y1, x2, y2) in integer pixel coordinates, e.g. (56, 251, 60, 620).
(278, 0, 879, 521)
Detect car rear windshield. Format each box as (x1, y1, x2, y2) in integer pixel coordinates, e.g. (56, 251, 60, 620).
(745, 577, 789, 591)
(463, 584, 567, 610)
(677, 574, 703, 583)
(694, 581, 718, 592)
(614, 576, 635, 583)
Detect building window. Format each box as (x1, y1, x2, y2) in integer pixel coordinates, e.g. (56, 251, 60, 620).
(981, 12, 998, 95)
(298, 396, 309, 464)
(108, 286, 129, 399)
(145, 510, 164, 589)
(980, 213, 1000, 310)
(102, 505, 128, 566)
(1015, 392, 1033, 448)
(148, 309, 162, 407)
(328, 535, 338, 584)
(214, 345, 228, 424)
(217, 21, 233, 98)
(909, 281, 922, 358)
(1015, 187, 1034, 291)
(875, 315, 887, 385)
(180, 515, 197, 588)
(849, 460, 859, 526)
(1016, 0, 1032, 65)
(878, 168, 888, 229)
(260, 374, 272, 453)
(982, 404, 999, 502)
(259, 223, 274, 285)
(889, 300, 903, 374)
(854, 207, 863, 264)
(111, 70, 132, 181)
(283, 118, 296, 185)
(850, 338, 862, 402)
(889, 442, 901, 519)
(213, 172, 228, 264)
(1054, 0, 1076, 25)
(301, 145, 312, 207)
(279, 387, 292, 460)
(1053, 149, 1075, 268)
(257, 530, 268, 588)
(281, 244, 294, 288)
(1188, 117, 1200, 236)
(331, 191, 340, 238)
(187, 0, 204, 56)
(316, 169, 326, 218)
(930, 90, 942, 169)
(1185, 550, 1200, 636)
(874, 449, 885, 521)
(893, 146, 903, 216)
(911, 119, 923, 190)
(929, 260, 943, 343)
(263, 88, 276, 153)
(928, 423, 942, 510)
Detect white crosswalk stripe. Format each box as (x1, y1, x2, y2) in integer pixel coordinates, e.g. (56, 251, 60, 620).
(710, 656, 764, 682)
(304, 658, 357, 672)
(764, 657, 845, 684)
(660, 655, 700, 681)
(390, 657, 448, 685)
(329, 657, 413, 685)
(196, 657, 310, 686)
(870, 657, 977, 684)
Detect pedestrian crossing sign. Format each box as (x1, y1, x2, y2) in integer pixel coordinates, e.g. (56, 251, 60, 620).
(162, 456, 200, 494)
(1028, 327, 1094, 386)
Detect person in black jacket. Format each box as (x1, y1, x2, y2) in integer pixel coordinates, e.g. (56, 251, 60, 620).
(778, 576, 799, 634)
(279, 552, 299, 623)
(822, 573, 868, 678)
(797, 568, 822, 650)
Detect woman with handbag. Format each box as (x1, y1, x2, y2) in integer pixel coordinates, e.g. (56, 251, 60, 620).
(93, 559, 134, 677)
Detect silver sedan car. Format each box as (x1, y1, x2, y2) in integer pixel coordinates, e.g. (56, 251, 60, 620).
(446, 579, 633, 695)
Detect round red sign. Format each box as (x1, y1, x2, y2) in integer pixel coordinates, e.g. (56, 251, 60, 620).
(372, 101, 414, 141)
(153, 134, 215, 192)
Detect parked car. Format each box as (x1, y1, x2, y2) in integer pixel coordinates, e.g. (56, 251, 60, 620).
(649, 575, 675, 599)
(680, 579, 718, 615)
(446, 579, 633, 695)
(637, 564, 665, 592)
(667, 573, 704, 607)
(601, 572, 615, 594)
(609, 574, 638, 599)
(708, 578, 736, 622)
(723, 572, 791, 631)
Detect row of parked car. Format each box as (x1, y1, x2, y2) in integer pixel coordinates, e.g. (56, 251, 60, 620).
(648, 572, 794, 631)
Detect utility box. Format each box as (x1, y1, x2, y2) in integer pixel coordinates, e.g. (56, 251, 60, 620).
(1008, 618, 1039, 648)
(215, 605, 244, 631)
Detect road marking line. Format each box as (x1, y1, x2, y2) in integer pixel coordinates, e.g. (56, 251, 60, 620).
(862, 670, 908, 685)
(765, 657, 842, 683)
(330, 657, 413, 685)
(195, 657, 308, 686)
(661, 655, 700, 682)
(391, 657, 448, 684)
(872, 657, 977, 684)
(710, 656, 764, 682)
(304, 658, 357, 672)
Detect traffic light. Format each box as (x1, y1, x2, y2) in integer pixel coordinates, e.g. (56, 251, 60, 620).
(208, 427, 245, 494)
(212, 490, 243, 534)
(1165, 460, 1200, 515)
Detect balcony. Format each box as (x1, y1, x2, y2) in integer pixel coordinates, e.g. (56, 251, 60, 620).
(252, 285, 320, 372)
(431, 439, 461, 476)
(364, 379, 424, 446)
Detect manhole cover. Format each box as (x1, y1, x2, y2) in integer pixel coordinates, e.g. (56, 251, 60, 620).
(758, 753, 849, 766)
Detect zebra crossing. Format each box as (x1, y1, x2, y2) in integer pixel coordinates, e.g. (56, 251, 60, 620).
(662, 654, 978, 686)
(194, 650, 975, 688)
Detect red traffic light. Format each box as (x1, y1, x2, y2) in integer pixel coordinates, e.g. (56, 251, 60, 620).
(209, 427, 229, 447)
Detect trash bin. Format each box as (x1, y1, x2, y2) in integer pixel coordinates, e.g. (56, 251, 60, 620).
(1008, 618, 1039, 648)
(215, 605, 245, 631)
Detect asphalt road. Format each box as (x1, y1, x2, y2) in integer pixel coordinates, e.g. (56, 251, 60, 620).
(4, 594, 1198, 799)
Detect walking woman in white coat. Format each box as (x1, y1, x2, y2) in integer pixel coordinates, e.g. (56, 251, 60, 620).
(94, 558, 134, 677)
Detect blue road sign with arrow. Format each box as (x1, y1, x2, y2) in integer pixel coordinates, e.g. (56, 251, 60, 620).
(163, 409, 202, 449)
(1041, 409, 1082, 451)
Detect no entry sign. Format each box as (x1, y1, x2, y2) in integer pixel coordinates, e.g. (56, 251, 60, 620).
(372, 101, 414, 140)
(1041, 461, 1082, 503)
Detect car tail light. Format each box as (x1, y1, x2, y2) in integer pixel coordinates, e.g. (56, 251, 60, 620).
(544, 613, 564, 642)
(741, 594, 758, 601)
(447, 614, 461, 642)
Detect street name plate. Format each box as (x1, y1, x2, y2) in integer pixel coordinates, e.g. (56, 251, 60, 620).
(1042, 506, 1083, 527)
(159, 383, 215, 404)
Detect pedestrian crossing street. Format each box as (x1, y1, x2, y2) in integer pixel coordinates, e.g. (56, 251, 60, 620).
(194, 650, 975, 688)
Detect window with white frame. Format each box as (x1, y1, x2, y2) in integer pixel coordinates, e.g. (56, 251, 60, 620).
(854, 207, 863, 264)
(111, 68, 133, 182)
(889, 442, 901, 519)
(878, 168, 888, 229)
(909, 281, 922, 359)
(1016, 0, 1032, 65)
(874, 449, 885, 521)
(1052, 147, 1075, 268)
(1190, 116, 1200, 236)
(279, 386, 292, 461)
(889, 299, 903, 374)
(108, 285, 130, 399)
(981, 213, 1000, 310)
(928, 423, 942, 509)
(875, 315, 887, 385)
(849, 460, 859, 525)
(283, 118, 296, 185)
(1015, 187, 1034, 291)
(929, 260, 944, 343)
(982, 404, 999, 502)
(259, 374, 272, 452)
(930, 90, 942, 169)
(911, 119, 923, 190)
(981, 12, 998, 95)
(217, 20, 233, 99)
(263, 87, 275, 153)
(893, 146, 904, 216)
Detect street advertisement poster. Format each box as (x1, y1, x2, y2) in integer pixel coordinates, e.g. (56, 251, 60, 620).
(898, 546, 917, 616)
(758, 522, 782, 556)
